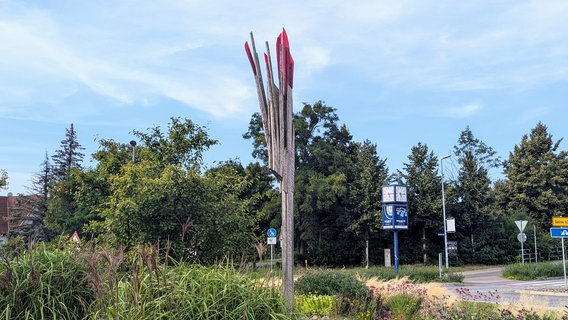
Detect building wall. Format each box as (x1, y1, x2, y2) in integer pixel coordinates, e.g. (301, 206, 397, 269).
(0, 195, 26, 234)
(0, 196, 19, 234)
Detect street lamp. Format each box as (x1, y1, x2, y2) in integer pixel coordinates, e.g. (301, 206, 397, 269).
(441, 154, 451, 269)
(130, 140, 137, 162)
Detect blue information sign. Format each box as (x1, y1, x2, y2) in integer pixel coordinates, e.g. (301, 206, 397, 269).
(550, 227, 568, 238)
(382, 204, 409, 230)
(267, 228, 277, 237)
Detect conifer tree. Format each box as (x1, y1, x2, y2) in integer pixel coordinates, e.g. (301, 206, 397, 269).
(451, 127, 501, 263)
(52, 123, 85, 181)
(503, 122, 568, 228)
(399, 143, 442, 264)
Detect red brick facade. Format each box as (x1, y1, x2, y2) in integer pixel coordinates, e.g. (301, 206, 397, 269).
(0, 196, 17, 234)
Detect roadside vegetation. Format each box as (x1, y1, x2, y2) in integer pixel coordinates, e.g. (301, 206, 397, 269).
(1, 240, 566, 320)
(3, 105, 568, 319)
(503, 261, 566, 280)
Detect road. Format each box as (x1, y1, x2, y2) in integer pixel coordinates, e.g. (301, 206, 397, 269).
(441, 267, 568, 312)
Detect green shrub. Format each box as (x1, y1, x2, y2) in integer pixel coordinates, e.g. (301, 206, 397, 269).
(295, 270, 376, 316)
(99, 261, 293, 320)
(349, 265, 463, 283)
(295, 270, 368, 298)
(503, 262, 564, 280)
(0, 244, 94, 319)
(384, 293, 421, 320)
(295, 295, 336, 316)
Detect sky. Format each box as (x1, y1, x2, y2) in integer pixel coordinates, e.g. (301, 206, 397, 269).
(1, 0, 567, 195)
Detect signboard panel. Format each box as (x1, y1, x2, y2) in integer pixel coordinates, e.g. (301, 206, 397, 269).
(515, 220, 528, 232)
(553, 217, 568, 227)
(550, 227, 568, 238)
(267, 228, 277, 237)
(382, 204, 408, 230)
(447, 241, 458, 252)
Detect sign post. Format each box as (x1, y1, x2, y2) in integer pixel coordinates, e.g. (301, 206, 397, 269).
(382, 185, 408, 272)
(515, 220, 528, 264)
(267, 228, 277, 271)
(550, 227, 568, 289)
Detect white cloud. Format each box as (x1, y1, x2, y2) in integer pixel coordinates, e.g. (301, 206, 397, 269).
(1, 0, 567, 123)
(441, 103, 482, 118)
(298, 46, 331, 75)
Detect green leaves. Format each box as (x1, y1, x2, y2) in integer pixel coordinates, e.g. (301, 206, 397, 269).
(0, 168, 7, 190)
(503, 122, 568, 229)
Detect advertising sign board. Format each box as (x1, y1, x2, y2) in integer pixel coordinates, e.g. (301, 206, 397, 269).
(382, 204, 408, 230)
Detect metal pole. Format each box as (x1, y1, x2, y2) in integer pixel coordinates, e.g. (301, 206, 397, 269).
(439, 253, 443, 278)
(394, 231, 399, 272)
(534, 225, 538, 263)
(270, 244, 273, 271)
(562, 237, 567, 289)
(130, 140, 137, 162)
(441, 155, 450, 269)
(521, 235, 524, 264)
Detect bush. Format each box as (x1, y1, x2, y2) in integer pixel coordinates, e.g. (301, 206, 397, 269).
(384, 293, 422, 320)
(295, 270, 368, 299)
(0, 244, 94, 319)
(503, 261, 564, 280)
(295, 270, 376, 316)
(295, 295, 336, 316)
(352, 265, 464, 283)
(106, 263, 292, 319)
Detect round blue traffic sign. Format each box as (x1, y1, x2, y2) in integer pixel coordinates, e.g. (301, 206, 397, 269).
(267, 228, 277, 237)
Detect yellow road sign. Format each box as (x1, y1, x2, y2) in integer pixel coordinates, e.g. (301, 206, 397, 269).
(552, 217, 568, 227)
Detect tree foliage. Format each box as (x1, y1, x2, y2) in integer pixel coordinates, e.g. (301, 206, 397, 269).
(14, 100, 568, 268)
(449, 127, 501, 264)
(502, 122, 568, 228)
(8, 152, 52, 241)
(398, 143, 442, 264)
(0, 169, 7, 190)
(51, 123, 85, 181)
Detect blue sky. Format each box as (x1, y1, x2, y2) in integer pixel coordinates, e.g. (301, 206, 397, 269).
(1, 0, 567, 195)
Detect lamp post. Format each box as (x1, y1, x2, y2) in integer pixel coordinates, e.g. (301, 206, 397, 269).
(441, 154, 451, 269)
(130, 140, 137, 162)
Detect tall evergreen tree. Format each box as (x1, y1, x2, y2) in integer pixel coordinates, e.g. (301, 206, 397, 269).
(348, 140, 388, 267)
(503, 122, 568, 229)
(52, 123, 85, 181)
(245, 101, 362, 266)
(398, 143, 442, 264)
(451, 127, 500, 264)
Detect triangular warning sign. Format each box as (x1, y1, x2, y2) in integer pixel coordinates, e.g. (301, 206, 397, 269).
(71, 231, 81, 243)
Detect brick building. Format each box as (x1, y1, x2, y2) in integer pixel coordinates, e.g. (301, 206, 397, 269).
(0, 194, 38, 236)
(0, 194, 18, 234)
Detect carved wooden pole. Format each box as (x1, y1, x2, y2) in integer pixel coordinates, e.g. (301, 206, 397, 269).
(245, 29, 295, 308)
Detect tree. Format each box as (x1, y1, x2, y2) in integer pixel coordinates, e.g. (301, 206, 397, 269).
(503, 122, 568, 229)
(8, 152, 52, 241)
(133, 117, 217, 172)
(451, 126, 501, 264)
(51, 123, 85, 181)
(245, 101, 366, 266)
(398, 143, 442, 264)
(0, 169, 7, 190)
(347, 140, 389, 267)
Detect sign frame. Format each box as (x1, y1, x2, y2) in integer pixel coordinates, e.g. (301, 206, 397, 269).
(550, 227, 568, 238)
(553, 217, 568, 227)
(382, 204, 409, 230)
